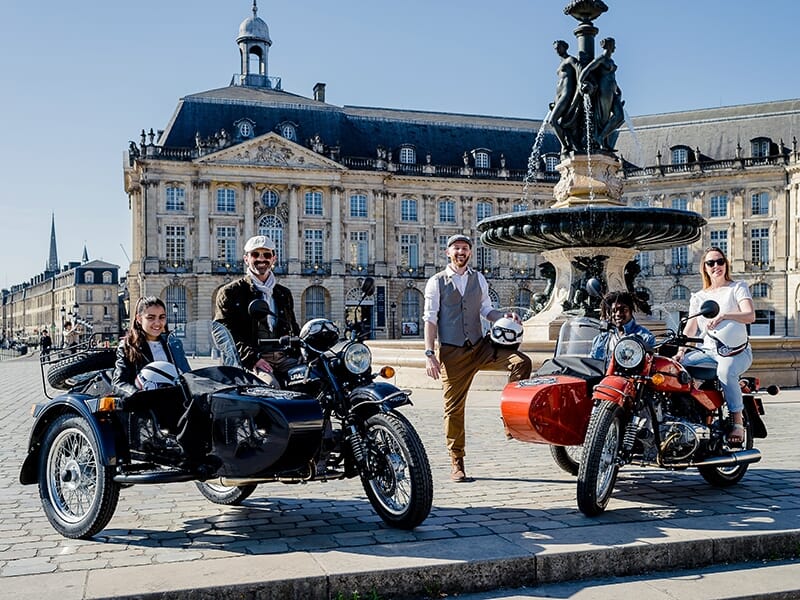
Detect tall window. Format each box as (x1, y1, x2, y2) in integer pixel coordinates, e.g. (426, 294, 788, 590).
(164, 285, 187, 337)
(752, 282, 769, 298)
(672, 246, 688, 268)
(349, 231, 369, 267)
(709, 194, 728, 218)
(257, 215, 284, 265)
(216, 226, 237, 262)
(166, 225, 186, 262)
(671, 285, 689, 300)
(166, 186, 185, 211)
(751, 227, 770, 265)
(305, 191, 323, 216)
(476, 201, 493, 222)
(439, 200, 456, 223)
(635, 251, 651, 274)
(84, 271, 94, 283)
(102, 271, 112, 284)
(751, 192, 769, 216)
(709, 230, 728, 255)
(350, 194, 367, 218)
(401, 198, 417, 222)
(401, 288, 422, 336)
(399, 147, 416, 164)
(671, 147, 688, 164)
(216, 188, 236, 212)
(474, 151, 489, 169)
(476, 245, 492, 271)
(304, 229, 324, 264)
(516, 288, 532, 311)
(671, 197, 688, 211)
(400, 234, 419, 268)
(512, 204, 528, 213)
(304, 286, 327, 320)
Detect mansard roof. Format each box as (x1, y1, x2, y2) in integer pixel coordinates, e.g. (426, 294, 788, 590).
(157, 84, 558, 171)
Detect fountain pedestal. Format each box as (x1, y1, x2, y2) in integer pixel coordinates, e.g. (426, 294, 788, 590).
(553, 153, 623, 207)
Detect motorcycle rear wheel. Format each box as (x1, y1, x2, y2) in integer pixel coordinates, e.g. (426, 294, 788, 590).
(550, 445, 582, 476)
(38, 414, 120, 539)
(698, 413, 753, 487)
(577, 400, 623, 516)
(195, 481, 257, 505)
(360, 412, 433, 530)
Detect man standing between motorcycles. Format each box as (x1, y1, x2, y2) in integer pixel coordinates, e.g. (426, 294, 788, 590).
(678, 247, 755, 446)
(215, 235, 300, 388)
(590, 290, 655, 360)
(423, 234, 532, 482)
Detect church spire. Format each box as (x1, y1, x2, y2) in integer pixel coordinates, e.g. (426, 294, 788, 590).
(82, 245, 89, 263)
(47, 213, 59, 273)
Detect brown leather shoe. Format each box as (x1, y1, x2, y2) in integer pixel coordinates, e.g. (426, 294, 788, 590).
(451, 456, 467, 482)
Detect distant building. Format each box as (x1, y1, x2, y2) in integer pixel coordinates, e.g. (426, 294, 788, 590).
(122, 2, 799, 347)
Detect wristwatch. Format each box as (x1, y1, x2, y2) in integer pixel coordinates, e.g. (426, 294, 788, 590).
(424, 349, 435, 358)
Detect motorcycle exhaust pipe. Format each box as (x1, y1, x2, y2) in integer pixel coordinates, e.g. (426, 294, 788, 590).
(688, 449, 762, 469)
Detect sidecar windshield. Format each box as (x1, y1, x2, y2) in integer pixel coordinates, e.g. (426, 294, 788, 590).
(554, 317, 603, 358)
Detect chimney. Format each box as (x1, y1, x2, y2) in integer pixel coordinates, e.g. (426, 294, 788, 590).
(313, 82, 326, 103)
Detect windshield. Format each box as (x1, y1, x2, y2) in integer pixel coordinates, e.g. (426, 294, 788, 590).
(554, 317, 603, 358)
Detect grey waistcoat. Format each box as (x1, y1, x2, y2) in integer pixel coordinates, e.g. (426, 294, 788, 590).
(435, 270, 484, 346)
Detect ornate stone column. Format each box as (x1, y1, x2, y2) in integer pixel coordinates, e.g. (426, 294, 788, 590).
(243, 183, 255, 241)
(288, 185, 300, 274)
(330, 186, 343, 274)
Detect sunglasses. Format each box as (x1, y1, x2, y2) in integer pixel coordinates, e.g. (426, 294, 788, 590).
(249, 250, 274, 259)
(704, 258, 726, 267)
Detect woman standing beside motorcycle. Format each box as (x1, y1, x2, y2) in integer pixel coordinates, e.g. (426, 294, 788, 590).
(678, 247, 755, 445)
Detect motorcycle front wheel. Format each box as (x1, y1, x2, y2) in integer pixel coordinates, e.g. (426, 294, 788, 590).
(38, 414, 120, 539)
(360, 412, 433, 530)
(698, 413, 753, 487)
(577, 401, 623, 516)
(195, 481, 257, 505)
(550, 444, 582, 476)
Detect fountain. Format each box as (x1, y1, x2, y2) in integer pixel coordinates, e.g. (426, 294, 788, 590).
(478, 0, 706, 338)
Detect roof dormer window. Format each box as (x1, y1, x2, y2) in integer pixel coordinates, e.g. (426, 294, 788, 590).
(234, 118, 256, 140)
(472, 149, 490, 169)
(671, 146, 690, 165)
(751, 137, 771, 158)
(399, 146, 416, 164)
(279, 122, 296, 141)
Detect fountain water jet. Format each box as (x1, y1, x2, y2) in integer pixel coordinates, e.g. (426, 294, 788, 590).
(478, 0, 706, 338)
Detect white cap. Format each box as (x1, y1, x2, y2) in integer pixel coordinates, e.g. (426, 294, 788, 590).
(244, 235, 276, 253)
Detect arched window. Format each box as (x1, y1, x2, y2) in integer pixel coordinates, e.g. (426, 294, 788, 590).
(544, 154, 559, 172)
(670, 285, 689, 301)
(476, 200, 493, 222)
(258, 215, 285, 268)
(164, 285, 187, 338)
(102, 271, 112, 284)
(399, 146, 416, 164)
(303, 286, 328, 321)
(474, 151, 490, 169)
(400, 288, 422, 337)
(84, 271, 94, 283)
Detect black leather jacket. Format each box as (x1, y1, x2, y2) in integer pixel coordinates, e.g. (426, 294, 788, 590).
(112, 333, 191, 398)
(214, 275, 300, 370)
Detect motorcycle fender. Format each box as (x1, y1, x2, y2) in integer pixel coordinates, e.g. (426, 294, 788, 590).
(592, 375, 632, 407)
(744, 395, 768, 439)
(19, 394, 119, 485)
(350, 382, 412, 415)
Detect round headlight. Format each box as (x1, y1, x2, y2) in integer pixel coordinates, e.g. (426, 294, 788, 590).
(613, 337, 646, 370)
(344, 343, 372, 374)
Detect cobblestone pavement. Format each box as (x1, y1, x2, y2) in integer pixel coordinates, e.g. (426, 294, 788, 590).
(1, 355, 798, 598)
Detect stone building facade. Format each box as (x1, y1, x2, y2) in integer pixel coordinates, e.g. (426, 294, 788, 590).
(122, 4, 800, 353)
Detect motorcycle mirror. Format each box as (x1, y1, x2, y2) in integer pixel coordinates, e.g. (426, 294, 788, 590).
(585, 277, 603, 299)
(360, 277, 375, 297)
(248, 299, 272, 321)
(698, 299, 720, 319)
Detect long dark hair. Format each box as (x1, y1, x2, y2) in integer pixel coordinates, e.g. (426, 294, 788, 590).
(124, 296, 169, 365)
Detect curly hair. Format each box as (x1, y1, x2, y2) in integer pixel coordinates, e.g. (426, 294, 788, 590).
(600, 290, 636, 320)
(123, 296, 169, 365)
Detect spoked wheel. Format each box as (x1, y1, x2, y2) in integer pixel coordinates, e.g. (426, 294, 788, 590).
(360, 412, 433, 530)
(195, 482, 258, 505)
(38, 414, 120, 539)
(550, 444, 583, 476)
(577, 401, 623, 516)
(698, 412, 754, 487)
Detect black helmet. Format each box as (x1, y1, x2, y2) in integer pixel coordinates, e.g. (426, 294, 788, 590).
(299, 318, 339, 351)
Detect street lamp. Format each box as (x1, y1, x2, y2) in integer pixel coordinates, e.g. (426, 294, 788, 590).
(72, 302, 79, 319)
(60, 306, 66, 348)
(172, 303, 179, 327)
(390, 302, 397, 340)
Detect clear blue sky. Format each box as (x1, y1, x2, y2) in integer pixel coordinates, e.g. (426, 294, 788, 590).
(1, 0, 798, 288)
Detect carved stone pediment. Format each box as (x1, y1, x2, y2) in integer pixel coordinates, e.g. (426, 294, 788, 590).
(196, 132, 344, 170)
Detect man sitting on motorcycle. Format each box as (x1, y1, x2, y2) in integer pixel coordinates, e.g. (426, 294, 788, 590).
(214, 235, 301, 388)
(590, 290, 655, 360)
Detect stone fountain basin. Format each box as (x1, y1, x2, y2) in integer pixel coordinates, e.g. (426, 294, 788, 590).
(478, 206, 706, 253)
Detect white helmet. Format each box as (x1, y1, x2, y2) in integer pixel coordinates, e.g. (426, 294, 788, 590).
(135, 361, 179, 390)
(490, 317, 524, 346)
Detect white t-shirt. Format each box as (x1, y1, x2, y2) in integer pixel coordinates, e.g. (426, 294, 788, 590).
(688, 280, 751, 354)
(148, 340, 169, 362)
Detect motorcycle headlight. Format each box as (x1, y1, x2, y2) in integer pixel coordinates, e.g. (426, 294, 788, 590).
(613, 337, 646, 370)
(343, 342, 372, 374)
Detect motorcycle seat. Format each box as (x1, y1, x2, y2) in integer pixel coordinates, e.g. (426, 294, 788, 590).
(685, 364, 717, 381)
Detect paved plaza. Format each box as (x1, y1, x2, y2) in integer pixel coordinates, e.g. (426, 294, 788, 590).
(1, 355, 798, 599)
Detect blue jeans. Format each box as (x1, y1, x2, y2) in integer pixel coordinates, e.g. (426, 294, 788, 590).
(682, 345, 752, 414)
